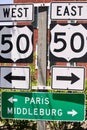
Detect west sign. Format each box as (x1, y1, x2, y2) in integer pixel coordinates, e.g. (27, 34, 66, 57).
(0, 4, 34, 22)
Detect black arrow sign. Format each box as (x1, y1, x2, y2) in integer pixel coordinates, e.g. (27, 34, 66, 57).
(56, 73, 80, 84)
(4, 72, 25, 83)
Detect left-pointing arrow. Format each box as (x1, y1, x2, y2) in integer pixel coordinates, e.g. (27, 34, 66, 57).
(8, 97, 18, 103)
(56, 73, 80, 84)
(4, 72, 25, 83)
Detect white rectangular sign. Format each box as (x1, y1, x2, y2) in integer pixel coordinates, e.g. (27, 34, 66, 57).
(0, 66, 30, 89)
(0, 4, 34, 21)
(51, 2, 87, 20)
(51, 66, 85, 90)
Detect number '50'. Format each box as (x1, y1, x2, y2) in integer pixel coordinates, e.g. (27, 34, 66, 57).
(1, 34, 29, 54)
(54, 32, 84, 52)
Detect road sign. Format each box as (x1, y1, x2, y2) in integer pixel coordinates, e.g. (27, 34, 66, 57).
(1, 92, 85, 121)
(51, 2, 87, 20)
(0, 4, 34, 21)
(0, 25, 33, 63)
(51, 66, 85, 90)
(50, 23, 87, 62)
(0, 66, 30, 89)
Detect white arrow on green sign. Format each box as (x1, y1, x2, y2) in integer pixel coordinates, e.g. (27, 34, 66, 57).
(1, 92, 85, 121)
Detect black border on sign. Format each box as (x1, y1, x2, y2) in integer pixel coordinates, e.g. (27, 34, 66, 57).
(0, 25, 33, 63)
(0, 66, 30, 90)
(0, 4, 34, 22)
(50, 2, 87, 20)
(49, 23, 87, 62)
(51, 65, 85, 91)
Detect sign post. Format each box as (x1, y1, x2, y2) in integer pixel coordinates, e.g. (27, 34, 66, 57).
(37, 6, 48, 130)
(1, 92, 85, 121)
(0, 2, 86, 129)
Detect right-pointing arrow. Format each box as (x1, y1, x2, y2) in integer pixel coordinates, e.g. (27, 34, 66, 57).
(67, 109, 78, 116)
(56, 73, 80, 84)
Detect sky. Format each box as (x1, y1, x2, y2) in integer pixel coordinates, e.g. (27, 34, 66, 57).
(0, 0, 13, 24)
(0, 0, 13, 4)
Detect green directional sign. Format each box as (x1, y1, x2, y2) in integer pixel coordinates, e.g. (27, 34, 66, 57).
(1, 92, 85, 121)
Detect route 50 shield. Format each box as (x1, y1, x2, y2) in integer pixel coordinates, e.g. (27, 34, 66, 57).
(0, 26, 33, 63)
(50, 24, 87, 62)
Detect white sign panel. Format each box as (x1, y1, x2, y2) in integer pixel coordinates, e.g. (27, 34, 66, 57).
(51, 66, 85, 90)
(0, 66, 30, 89)
(50, 24, 87, 62)
(0, 4, 34, 21)
(0, 26, 33, 63)
(51, 2, 87, 20)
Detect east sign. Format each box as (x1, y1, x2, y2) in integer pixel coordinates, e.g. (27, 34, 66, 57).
(50, 23, 87, 62)
(51, 2, 87, 20)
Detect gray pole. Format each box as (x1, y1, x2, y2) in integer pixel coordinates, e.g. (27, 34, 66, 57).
(37, 6, 48, 130)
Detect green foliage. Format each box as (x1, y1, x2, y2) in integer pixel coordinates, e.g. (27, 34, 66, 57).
(28, 63, 37, 87)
